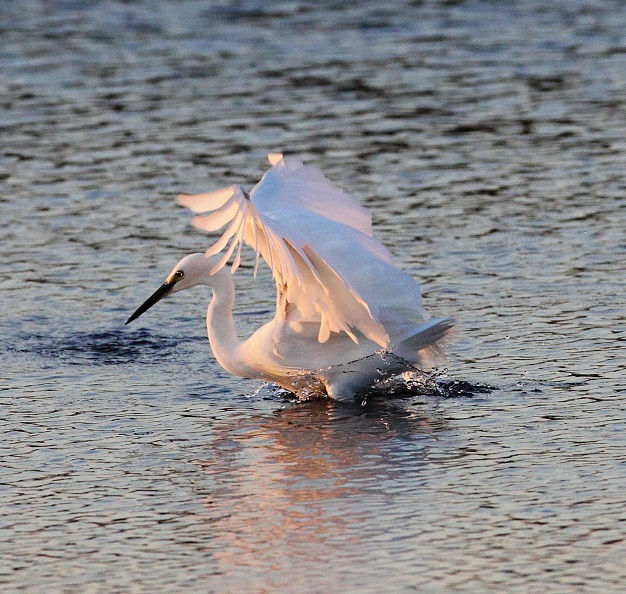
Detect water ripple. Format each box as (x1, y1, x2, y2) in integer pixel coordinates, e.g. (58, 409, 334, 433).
(10, 328, 199, 366)
(2, 0, 625, 592)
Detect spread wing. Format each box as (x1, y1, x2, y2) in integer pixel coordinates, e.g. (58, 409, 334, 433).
(176, 154, 425, 347)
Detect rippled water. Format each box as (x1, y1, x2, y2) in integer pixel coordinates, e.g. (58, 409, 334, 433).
(2, 0, 625, 591)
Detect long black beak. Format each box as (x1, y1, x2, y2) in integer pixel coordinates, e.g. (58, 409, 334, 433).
(125, 281, 174, 325)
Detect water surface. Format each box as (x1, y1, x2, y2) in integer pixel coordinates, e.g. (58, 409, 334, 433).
(1, 0, 625, 591)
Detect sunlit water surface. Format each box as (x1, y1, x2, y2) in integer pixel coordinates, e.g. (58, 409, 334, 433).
(1, 1, 624, 592)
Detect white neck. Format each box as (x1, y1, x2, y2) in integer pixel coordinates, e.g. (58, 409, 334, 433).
(204, 268, 251, 378)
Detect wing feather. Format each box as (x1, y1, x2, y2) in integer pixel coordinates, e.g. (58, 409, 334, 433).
(176, 186, 236, 213)
(198, 210, 243, 256)
(188, 198, 239, 232)
(176, 154, 426, 346)
(210, 213, 246, 274)
(250, 154, 373, 236)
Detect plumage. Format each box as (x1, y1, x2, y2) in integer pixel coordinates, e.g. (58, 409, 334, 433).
(127, 154, 453, 400)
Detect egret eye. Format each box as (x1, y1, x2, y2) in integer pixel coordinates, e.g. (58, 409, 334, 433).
(173, 270, 184, 281)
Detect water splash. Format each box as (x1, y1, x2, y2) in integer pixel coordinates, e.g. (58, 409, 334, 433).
(284, 359, 494, 404)
(289, 370, 330, 402)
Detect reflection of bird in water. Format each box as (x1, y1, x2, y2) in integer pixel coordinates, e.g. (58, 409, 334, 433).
(193, 399, 450, 585)
(126, 154, 453, 400)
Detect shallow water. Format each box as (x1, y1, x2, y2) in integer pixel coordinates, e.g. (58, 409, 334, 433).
(1, 0, 625, 591)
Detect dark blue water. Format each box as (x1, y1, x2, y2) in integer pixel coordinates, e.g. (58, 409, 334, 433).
(2, 0, 625, 591)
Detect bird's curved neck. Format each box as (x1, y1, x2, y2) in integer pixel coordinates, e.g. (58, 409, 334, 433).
(205, 270, 249, 377)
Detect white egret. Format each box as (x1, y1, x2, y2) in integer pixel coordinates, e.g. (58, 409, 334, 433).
(126, 154, 453, 400)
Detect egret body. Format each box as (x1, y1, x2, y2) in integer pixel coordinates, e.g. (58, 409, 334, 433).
(127, 154, 453, 400)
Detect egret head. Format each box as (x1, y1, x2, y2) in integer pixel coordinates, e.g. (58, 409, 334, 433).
(125, 253, 220, 325)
